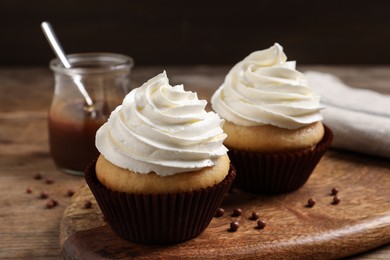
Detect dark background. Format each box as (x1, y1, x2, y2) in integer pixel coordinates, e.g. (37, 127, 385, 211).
(1, 0, 390, 66)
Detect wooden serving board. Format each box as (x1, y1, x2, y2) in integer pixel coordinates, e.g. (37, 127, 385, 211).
(60, 150, 390, 259)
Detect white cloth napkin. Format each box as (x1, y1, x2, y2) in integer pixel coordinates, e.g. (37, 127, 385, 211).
(305, 71, 390, 159)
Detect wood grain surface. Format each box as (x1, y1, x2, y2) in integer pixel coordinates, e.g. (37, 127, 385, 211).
(1, 66, 390, 259)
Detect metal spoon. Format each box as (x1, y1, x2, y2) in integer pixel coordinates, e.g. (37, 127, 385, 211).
(41, 21, 95, 114)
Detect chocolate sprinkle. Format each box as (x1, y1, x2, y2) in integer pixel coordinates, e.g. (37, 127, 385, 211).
(215, 208, 225, 218)
(232, 208, 242, 217)
(331, 187, 339, 196)
(250, 212, 260, 220)
(229, 221, 239, 232)
(26, 187, 32, 194)
(67, 189, 75, 197)
(34, 173, 42, 180)
(46, 199, 58, 209)
(307, 198, 316, 207)
(332, 196, 340, 205)
(257, 219, 266, 229)
(45, 177, 54, 184)
(46, 201, 54, 209)
(40, 191, 48, 199)
(84, 199, 92, 209)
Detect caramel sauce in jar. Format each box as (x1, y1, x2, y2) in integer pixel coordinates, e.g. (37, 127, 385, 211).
(48, 99, 109, 173)
(48, 53, 133, 175)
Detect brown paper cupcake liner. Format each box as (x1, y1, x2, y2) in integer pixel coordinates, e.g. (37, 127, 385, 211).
(228, 125, 333, 194)
(84, 161, 236, 244)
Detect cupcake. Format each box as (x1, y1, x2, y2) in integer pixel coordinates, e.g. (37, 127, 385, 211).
(211, 43, 332, 194)
(85, 71, 235, 244)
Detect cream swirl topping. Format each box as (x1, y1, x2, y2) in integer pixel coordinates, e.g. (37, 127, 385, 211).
(96, 71, 227, 176)
(211, 43, 323, 129)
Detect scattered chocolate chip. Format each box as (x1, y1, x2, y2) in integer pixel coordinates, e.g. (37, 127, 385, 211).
(229, 221, 239, 232)
(26, 187, 32, 194)
(67, 189, 75, 197)
(84, 200, 92, 209)
(332, 196, 340, 205)
(46, 201, 54, 209)
(45, 177, 54, 184)
(257, 219, 266, 229)
(232, 208, 242, 217)
(40, 191, 49, 199)
(250, 212, 260, 220)
(34, 173, 42, 180)
(46, 199, 58, 209)
(331, 187, 339, 196)
(307, 198, 316, 207)
(215, 208, 225, 217)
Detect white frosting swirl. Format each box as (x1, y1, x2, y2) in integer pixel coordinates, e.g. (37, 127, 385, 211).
(96, 71, 228, 176)
(211, 43, 323, 130)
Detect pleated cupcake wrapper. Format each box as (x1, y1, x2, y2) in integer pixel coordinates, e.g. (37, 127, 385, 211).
(229, 125, 333, 194)
(84, 161, 236, 244)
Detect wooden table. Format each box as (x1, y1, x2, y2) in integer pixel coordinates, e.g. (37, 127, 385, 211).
(0, 65, 389, 259)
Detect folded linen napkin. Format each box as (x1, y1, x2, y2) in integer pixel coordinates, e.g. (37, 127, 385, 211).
(305, 71, 390, 159)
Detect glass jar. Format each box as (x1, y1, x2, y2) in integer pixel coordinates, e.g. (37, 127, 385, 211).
(48, 53, 133, 175)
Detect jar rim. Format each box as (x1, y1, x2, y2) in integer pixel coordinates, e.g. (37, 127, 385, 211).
(50, 52, 134, 75)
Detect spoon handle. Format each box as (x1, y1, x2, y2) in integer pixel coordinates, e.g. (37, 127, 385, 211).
(41, 21, 72, 69)
(41, 21, 95, 110)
